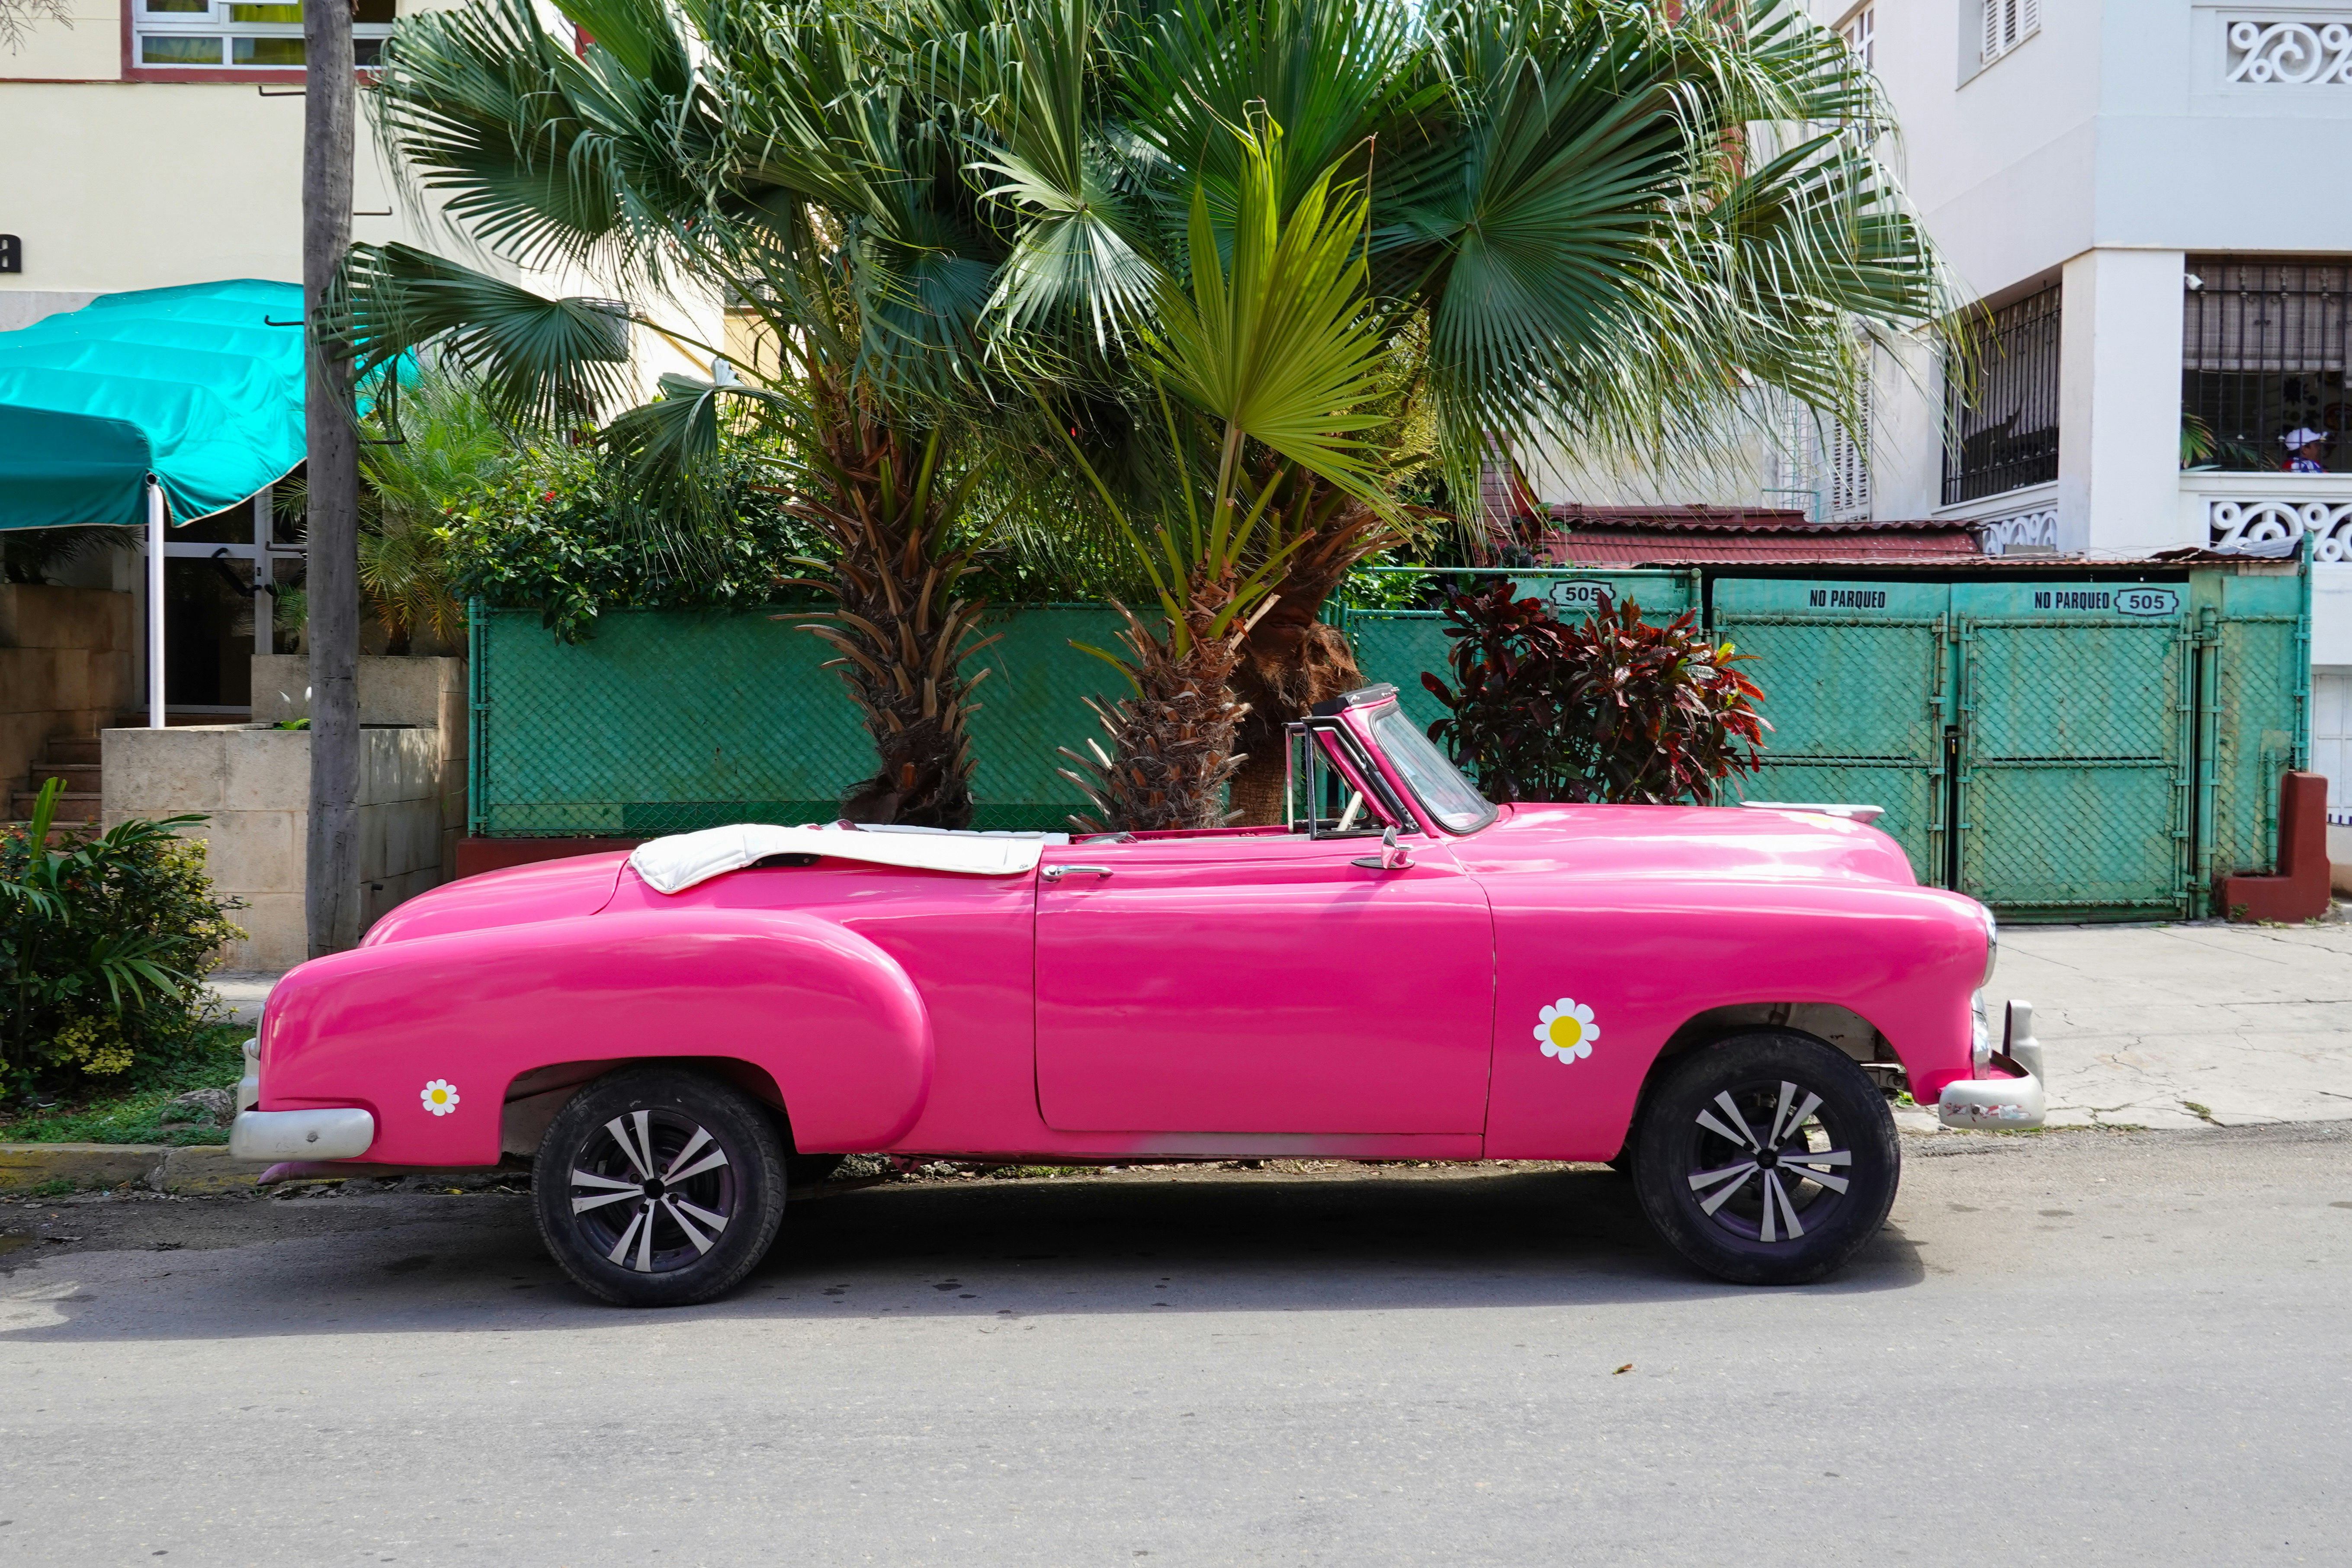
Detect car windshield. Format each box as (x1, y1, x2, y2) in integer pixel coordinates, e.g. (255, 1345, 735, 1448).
(1368, 704, 1498, 834)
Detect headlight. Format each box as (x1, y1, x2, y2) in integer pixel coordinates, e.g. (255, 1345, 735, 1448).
(1979, 904, 1999, 986)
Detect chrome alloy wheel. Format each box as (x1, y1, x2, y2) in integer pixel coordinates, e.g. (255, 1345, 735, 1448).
(567, 1109, 738, 1275)
(1683, 1081, 1854, 1245)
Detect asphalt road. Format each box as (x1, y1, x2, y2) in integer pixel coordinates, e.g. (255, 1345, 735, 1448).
(3, 1128, 2348, 1567)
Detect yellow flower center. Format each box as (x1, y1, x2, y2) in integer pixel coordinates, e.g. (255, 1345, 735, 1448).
(430, 1088, 448, 1103)
(1547, 1016, 1584, 1050)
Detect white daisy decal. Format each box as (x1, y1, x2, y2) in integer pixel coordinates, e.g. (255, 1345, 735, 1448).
(420, 1079, 461, 1116)
(1533, 998, 1598, 1065)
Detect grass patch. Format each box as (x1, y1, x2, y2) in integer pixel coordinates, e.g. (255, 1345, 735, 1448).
(0, 1024, 248, 1146)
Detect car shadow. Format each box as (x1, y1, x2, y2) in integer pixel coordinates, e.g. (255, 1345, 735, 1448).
(0, 1166, 1927, 1343)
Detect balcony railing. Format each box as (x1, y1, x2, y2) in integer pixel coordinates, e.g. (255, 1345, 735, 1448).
(2192, 471, 2352, 558)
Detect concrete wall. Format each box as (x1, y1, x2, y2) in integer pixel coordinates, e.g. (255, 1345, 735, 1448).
(0, 583, 134, 798)
(102, 656, 466, 970)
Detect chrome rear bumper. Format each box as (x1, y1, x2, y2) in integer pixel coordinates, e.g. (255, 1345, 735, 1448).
(229, 1107, 376, 1161)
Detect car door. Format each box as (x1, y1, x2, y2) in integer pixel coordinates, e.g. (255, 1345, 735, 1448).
(1033, 828, 1496, 1134)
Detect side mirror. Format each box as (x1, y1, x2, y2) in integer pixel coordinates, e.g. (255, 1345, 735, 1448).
(1352, 826, 1415, 871)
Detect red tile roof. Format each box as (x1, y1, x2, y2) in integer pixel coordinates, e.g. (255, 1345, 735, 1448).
(1539, 504, 1983, 566)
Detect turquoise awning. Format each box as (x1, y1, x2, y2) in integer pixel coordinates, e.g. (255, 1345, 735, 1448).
(0, 279, 306, 530)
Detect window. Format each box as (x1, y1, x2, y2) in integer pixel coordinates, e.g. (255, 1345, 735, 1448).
(1367, 705, 1497, 835)
(1944, 284, 2062, 505)
(1842, 6, 1875, 71)
(133, 0, 394, 70)
(2183, 257, 2352, 475)
(1981, 0, 2040, 65)
(1828, 381, 1871, 521)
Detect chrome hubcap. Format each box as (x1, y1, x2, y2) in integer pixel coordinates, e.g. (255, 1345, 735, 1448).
(569, 1109, 735, 1274)
(1685, 1082, 1853, 1245)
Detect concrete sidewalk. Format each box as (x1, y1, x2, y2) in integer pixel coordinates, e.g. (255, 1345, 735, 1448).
(1988, 919, 2352, 1131)
(205, 920, 2352, 1136)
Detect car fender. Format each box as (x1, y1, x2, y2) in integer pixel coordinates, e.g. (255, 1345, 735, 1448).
(257, 908, 934, 1167)
(1482, 881, 1983, 1161)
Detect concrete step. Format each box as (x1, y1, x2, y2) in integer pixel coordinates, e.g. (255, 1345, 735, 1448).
(10, 790, 100, 824)
(26, 763, 101, 795)
(41, 738, 102, 766)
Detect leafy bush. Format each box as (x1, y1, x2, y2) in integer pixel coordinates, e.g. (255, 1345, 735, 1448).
(442, 440, 831, 641)
(2, 781, 246, 1100)
(1421, 579, 1769, 805)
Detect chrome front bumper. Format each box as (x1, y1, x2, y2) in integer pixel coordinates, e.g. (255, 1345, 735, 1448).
(231, 1030, 377, 1161)
(1937, 1000, 2048, 1130)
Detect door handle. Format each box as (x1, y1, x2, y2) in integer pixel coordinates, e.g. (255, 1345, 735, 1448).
(1040, 864, 1114, 882)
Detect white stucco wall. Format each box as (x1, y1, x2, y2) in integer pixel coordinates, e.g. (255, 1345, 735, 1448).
(0, 6, 723, 384)
(1816, 0, 2352, 581)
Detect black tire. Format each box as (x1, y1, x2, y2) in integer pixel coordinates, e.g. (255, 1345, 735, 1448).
(532, 1067, 788, 1308)
(1632, 1032, 1899, 1286)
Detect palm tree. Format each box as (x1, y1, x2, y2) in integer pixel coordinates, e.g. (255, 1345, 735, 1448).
(960, 0, 1950, 818)
(344, 0, 1016, 826)
(346, 0, 1946, 829)
(1050, 121, 1393, 829)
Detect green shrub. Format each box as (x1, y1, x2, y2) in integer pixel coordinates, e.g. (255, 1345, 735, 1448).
(442, 440, 831, 641)
(1421, 579, 1770, 805)
(2, 780, 246, 1100)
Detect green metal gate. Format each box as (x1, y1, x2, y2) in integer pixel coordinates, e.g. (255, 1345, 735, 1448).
(2204, 570, 2310, 901)
(1348, 564, 2309, 923)
(1951, 582, 2193, 917)
(1711, 580, 1954, 888)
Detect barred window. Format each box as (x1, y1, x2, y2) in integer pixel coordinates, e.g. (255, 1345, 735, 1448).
(2183, 257, 2351, 475)
(1943, 284, 2061, 506)
(133, 0, 393, 70)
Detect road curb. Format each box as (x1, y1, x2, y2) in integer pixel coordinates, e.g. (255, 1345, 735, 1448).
(0, 1142, 271, 1195)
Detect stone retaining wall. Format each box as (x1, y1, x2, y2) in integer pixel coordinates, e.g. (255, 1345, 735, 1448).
(103, 657, 466, 968)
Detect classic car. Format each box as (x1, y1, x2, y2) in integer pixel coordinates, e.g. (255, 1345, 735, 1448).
(231, 683, 2044, 1306)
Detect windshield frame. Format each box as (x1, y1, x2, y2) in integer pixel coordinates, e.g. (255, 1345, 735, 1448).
(1354, 697, 1500, 837)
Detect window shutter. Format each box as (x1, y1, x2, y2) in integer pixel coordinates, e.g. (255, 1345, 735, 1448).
(1983, 0, 2000, 62)
(2021, 0, 2041, 40)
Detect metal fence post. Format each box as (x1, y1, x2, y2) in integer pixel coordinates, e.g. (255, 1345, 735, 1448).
(467, 598, 486, 840)
(2295, 535, 2313, 771)
(2194, 604, 2222, 917)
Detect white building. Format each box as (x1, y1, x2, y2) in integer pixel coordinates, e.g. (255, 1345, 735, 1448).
(1803, 0, 2352, 795)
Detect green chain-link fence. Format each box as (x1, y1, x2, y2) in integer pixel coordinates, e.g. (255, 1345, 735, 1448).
(470, 603, 1128, 837)
(471, 560, 2308, 921)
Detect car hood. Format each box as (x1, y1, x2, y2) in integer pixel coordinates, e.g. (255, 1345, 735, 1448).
(1452, 802, 1922, 887)
(361, 852, 632, 946)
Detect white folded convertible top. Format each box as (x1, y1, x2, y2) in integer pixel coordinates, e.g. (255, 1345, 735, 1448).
(628, 821, 1070, 894)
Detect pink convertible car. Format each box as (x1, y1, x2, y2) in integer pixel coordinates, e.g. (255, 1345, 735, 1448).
(232, 685, 2043, 1306)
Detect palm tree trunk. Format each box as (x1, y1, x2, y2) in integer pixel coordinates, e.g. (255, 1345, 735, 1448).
(792, 414, 991, 829)
(1226, 478, 1400, 825)
(1062, 594, 1250, 833)
(303, 0, 361, 957)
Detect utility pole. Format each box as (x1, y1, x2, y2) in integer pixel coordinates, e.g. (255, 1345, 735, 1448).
(303, 0, 360, 958)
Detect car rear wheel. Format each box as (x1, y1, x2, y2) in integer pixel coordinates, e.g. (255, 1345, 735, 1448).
(1632, 1032, 1899, 1286)
(532, 1067, 787, 1308)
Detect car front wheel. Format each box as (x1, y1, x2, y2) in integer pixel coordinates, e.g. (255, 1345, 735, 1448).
(532, 1067, 788, 1308)
(1632, 1032, 1899, 1286)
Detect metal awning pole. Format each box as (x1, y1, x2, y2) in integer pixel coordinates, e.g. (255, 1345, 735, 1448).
(147, 478, 167, 728)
